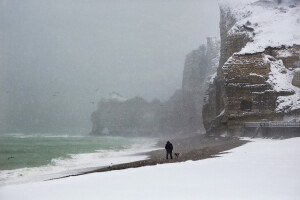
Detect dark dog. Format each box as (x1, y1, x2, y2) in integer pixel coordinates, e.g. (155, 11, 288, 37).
(174, 153, 180, 159)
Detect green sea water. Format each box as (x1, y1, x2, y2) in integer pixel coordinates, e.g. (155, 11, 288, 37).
(0, 133, 144, 171)
(0, 133, 157, 184)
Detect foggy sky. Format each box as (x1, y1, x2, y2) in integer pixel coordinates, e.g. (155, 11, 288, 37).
(0, 0, 219, 133)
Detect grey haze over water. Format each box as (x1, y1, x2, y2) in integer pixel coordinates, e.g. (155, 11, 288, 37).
(0, 0, 219, 133)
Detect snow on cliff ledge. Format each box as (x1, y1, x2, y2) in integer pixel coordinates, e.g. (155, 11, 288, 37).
(220, 0, 300, 113)
(219, 0, 300, 54)
(101, 92, 127, 102)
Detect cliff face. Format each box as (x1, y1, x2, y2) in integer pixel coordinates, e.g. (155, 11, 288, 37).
(182, 45, 208, 92)
(159, 38, 219, 136)
(203, 0, 300, 136)
(163, 45, 208, 135)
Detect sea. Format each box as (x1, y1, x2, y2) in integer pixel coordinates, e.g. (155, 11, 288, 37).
(0, 133, 158, 185)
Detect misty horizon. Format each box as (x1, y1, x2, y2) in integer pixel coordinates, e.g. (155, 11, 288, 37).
(0, 0, 219, 133)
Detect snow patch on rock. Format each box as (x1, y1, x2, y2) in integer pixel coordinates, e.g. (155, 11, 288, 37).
(277, 49, 293, 58)
(264, 55, 300, 112)
(220, 0, 300, 54)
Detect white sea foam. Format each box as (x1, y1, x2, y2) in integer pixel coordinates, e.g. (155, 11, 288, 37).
(0, 138, 159, 186)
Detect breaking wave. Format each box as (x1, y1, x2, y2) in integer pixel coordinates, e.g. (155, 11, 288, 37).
(0, 136, 158, 185)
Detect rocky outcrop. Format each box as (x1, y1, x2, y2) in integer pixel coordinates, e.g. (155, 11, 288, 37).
(90, 94, 162, 136)
(223, 46, 300, 135)
(203, 0, 300, 136)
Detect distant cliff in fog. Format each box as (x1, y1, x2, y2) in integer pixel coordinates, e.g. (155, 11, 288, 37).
(90, 93, 162, 136)
(159, 37, 219, 136)
(90, 38, 220, 137)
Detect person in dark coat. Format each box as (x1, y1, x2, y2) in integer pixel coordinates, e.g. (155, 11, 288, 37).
(165, 141, 173, 159)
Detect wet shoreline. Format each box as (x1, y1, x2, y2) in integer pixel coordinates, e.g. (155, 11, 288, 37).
(48, 135, 248, 181)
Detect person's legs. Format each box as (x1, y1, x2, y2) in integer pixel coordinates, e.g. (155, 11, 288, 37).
(166, 151, 172, 160)
(166, 151, 168, 159)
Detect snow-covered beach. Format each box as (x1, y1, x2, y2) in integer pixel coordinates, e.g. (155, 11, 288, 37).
(1, 137, 299, 200)
(1, 0, 299, 199)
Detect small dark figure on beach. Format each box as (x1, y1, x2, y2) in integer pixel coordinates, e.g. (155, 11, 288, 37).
(165, 141, 173, 159)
